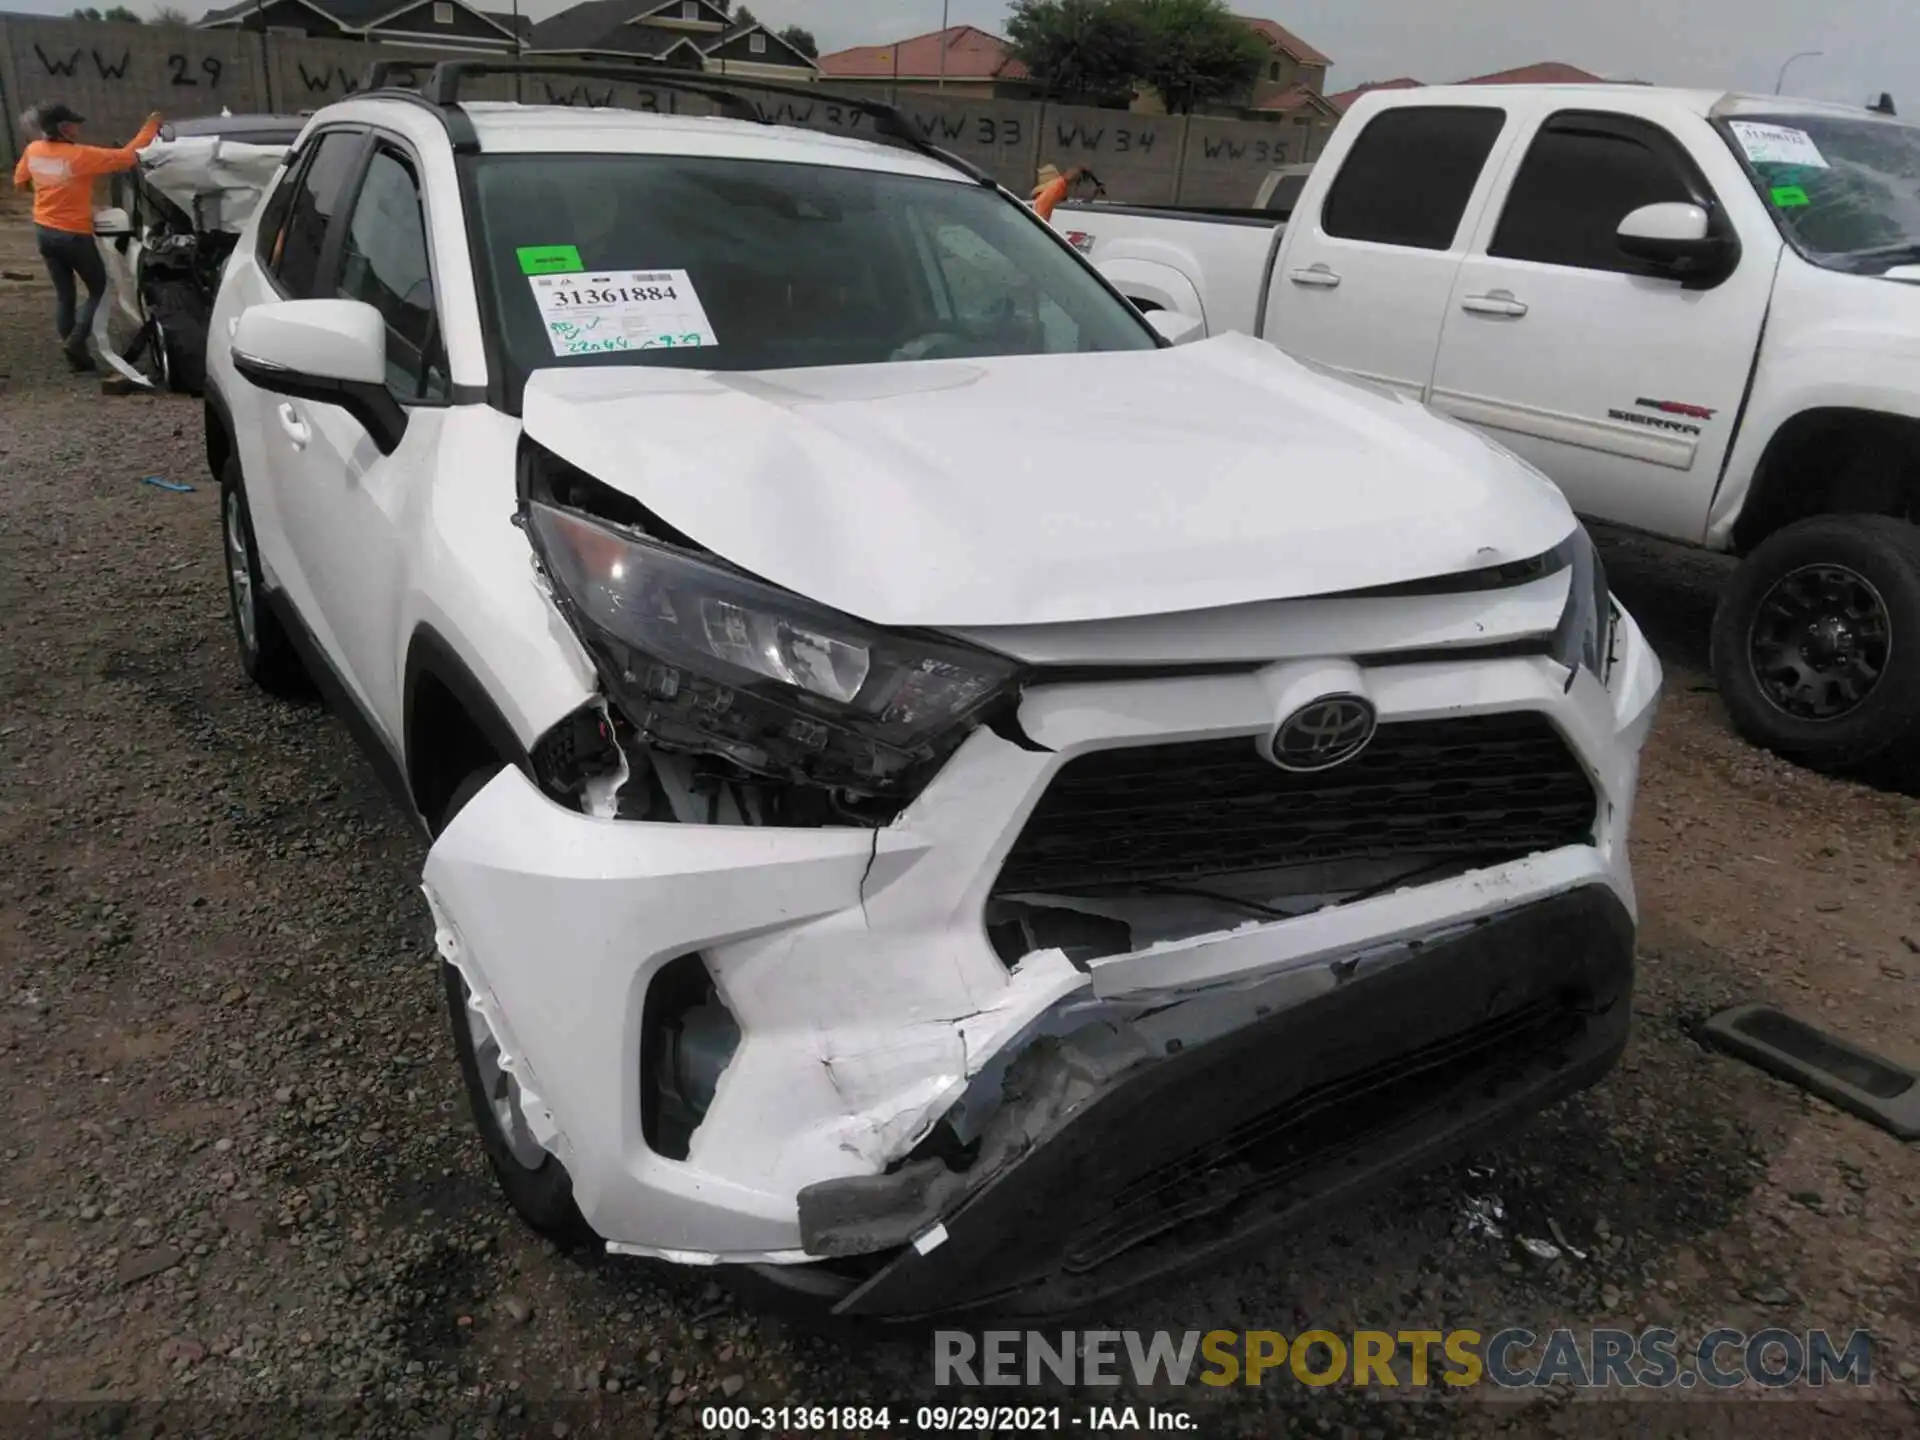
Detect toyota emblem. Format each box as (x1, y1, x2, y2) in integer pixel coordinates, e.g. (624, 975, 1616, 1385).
(1269, 695, 1378, 772)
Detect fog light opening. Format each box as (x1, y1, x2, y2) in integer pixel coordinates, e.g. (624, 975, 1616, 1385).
(641, 953, 740, 1161)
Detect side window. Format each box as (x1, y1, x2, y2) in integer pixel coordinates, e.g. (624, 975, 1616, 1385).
(1321, 106, 1506, 250)
(1490, 113, 1706, 274)
(263, 131, 361, 298)
(253, 151, 305, 270)
(335, 147, 448, 401)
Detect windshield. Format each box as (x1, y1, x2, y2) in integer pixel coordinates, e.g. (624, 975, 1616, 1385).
(1718, 111, 1920, 272)
(470, 153, 1156, 391)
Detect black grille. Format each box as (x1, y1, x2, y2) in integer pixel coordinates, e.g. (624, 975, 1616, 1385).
(997, 711, 1595, 893)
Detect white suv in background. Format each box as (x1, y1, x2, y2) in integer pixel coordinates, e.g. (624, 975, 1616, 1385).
(203, 62, 1662, 1320)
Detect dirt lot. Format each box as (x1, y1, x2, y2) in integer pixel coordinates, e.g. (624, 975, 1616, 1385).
(1, 195, 1918, 1439)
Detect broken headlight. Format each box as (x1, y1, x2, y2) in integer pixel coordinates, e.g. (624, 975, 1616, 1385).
(526, 500, 1022, 796)
(1549, 524, 1614, 684)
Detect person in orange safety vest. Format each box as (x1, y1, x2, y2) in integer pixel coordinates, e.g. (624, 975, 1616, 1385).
(1030, 163, 1090, 223)
(12, 101, 163, 370)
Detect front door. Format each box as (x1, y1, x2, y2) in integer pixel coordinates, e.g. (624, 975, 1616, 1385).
(273, 140, 451, 748)
(1427, 109, 1779, 541)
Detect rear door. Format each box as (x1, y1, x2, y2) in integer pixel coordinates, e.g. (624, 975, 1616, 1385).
(1263, 102, 1516, 397)
(1427, 107, 1777, 539)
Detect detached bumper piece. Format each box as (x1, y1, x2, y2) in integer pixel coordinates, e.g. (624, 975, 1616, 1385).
(802, 886, 1634, 1320)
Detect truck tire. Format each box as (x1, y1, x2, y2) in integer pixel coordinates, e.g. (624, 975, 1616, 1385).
(437, 770, 595, 1246)
(1712, 514, 1920, 779)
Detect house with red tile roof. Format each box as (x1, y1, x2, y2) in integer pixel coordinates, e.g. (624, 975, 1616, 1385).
(816, 25, 1040, 100)
(1238, 13, 1330, 110)
(819, 12, 1336, 121)
(1324, 76, 1425, 111)
(1462, 60, 1608, 85)
(1325, 62, 1614, 113)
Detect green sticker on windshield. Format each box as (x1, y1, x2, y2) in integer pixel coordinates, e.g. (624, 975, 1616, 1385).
(1770, 185, 1810, 208)
(516, 244, 583, 275)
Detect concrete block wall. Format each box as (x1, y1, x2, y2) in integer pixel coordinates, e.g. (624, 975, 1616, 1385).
(3, 15, 1322, 208)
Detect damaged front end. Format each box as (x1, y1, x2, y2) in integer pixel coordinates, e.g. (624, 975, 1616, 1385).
(421, 438, 1661, 1317)
(96, 119, 298, 394)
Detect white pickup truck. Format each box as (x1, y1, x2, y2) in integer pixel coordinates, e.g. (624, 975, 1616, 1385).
(1060, 85, 1920, 777)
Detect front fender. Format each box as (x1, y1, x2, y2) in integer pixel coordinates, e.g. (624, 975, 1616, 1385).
(397, 408, 598, 757)
(1709, 264, 1920, 548)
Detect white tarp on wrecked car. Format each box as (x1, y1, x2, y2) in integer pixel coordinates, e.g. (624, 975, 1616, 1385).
(94, 126, 293, 392)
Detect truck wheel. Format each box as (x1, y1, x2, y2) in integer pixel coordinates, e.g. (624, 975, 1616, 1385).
(1712, 514, 1920, 778)
(219, 458, 311, 699)
(437, 770, 595, 1245)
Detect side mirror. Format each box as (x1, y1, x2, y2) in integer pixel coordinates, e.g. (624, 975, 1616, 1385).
(1616, 202, 1733, 280)
(92, 207, 133, 238)
(1144, 308, 1205, 346)
(230, 299, 408, 455)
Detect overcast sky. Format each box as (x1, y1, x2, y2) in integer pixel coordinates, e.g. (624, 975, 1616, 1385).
(12, 0, 1914, 107)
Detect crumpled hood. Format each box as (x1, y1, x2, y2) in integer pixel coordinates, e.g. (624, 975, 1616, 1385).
(521, 332, 1575, 628)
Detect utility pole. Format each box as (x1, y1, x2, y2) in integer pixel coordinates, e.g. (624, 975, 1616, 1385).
(1774, 50, 1823, 95)
(939, 0, 949, 89)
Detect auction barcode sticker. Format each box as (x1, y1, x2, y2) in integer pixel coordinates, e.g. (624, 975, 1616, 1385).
(1728, 121, 1829, 169)
(528, 268, 718, 357)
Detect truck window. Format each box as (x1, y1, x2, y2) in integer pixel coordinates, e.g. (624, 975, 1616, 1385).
(1490, 112, 1708, 274)
(1320, 107, 1506, 250)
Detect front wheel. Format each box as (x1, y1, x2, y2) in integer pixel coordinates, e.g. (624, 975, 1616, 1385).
(219, 457, 310, 698)
(1712, 513, 1920, 778)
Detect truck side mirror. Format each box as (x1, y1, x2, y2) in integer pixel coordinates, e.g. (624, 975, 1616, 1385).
(1616, 202, 1733, 281)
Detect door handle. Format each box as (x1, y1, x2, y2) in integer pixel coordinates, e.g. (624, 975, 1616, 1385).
(277, 402, 309, 449)
(1289, 265, 1342, 289)
(1461, 290, 1529, 318)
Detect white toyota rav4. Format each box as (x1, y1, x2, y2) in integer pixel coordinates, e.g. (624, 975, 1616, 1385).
(204, 63, 1662, 1319)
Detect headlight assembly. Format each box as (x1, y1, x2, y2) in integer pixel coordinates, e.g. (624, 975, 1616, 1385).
(525, 499, 1022, 796)
(1549, 525, 1615, 686)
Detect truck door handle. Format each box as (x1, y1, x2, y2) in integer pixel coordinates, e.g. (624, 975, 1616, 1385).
(1289, 266, 1342, 289)
(1462, 291, 1529, 318)
(277, 402, 310, 449)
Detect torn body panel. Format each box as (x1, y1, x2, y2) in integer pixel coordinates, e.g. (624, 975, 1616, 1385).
(419, 603, 1659, 1272)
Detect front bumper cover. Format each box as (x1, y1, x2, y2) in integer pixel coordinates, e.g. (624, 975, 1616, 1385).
(808, 884, 1634, 1319)
(420, 606, 1660, 1300)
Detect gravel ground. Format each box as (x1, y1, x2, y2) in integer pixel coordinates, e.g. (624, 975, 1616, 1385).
(2, 195, 1918, 1439)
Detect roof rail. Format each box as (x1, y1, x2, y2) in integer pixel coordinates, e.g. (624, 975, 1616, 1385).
(357, 58, 994, 184)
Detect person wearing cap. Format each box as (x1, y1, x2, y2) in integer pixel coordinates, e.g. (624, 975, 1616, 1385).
(1030, 163, 1089, 223)
(12, 102, 163, 371)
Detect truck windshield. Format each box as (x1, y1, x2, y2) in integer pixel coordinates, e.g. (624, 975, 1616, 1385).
(470, 153, 1157, 384)
(1719, 111, 1920, 272)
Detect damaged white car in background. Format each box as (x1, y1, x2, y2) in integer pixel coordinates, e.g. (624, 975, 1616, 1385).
(203, 66, 1663, 1320)
(92, 112, 303, 392)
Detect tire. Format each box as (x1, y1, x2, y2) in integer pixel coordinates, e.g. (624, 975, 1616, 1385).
(437, 769, 595, 1245)
(138, 276, 206, 395)
(219, 457, 311, 699)
(159, 314, 205, 396)
(1711, 514, 1920, 778)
